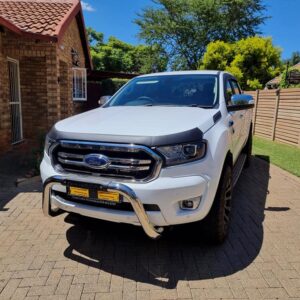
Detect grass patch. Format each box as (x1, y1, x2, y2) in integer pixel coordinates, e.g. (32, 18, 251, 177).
(253, 136, 300, 177)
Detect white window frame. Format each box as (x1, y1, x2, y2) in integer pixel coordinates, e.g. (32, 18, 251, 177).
(7, 57, 24, 144)
(72, 67, 87, 101)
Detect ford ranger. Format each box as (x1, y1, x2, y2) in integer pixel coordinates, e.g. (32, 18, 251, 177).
(40, 71, 254, 243)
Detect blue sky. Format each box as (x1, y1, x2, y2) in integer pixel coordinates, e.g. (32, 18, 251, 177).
(82, 0, 300, 60)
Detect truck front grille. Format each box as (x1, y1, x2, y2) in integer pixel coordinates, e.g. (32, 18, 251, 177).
(52, 140, 162, 182)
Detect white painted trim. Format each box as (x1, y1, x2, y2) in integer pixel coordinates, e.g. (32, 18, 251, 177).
(72, 67, 87, 101)
(7, 57, 23, 144)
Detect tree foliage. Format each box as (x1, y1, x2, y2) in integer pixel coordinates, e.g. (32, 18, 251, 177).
(135, 0, 267, 70)
(200, 37, 282, 90)
(283, 51, 300, 66)
(280, 66, 300, 89)
(87, 27, 168, 74)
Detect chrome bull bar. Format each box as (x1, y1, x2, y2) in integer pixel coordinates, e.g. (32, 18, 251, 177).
(42, 176, 163, 239)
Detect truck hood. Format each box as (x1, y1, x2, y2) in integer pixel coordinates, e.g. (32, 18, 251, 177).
(51, 106, 218, 147)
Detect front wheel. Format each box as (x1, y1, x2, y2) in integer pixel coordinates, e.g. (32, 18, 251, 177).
(203, 164, 233, 244)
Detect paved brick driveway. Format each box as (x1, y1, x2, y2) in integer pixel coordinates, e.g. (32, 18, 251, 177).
(0, 157, 300, 300)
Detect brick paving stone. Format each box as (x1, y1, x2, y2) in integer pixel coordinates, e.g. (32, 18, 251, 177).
(150, 289, 178, 300)
(110, 275, 124, 292)
(12, 271, 39, 280)
(39, 296, 67, 300)
(230, 288, 248, 299)
(137, 290, 150, 300)
(66, 284, 83, 300)
(123, 290, 136, 300)
(83, 283, 108, 294)
(55, 276, 73, 295)
(176, 281, 191, 299)
(73, 275, 99, 285)
(38, 262, 55, 278)
(95, 291, 122, 300)
(0, 279, 22, 299)
(259, 287, 289, 299)
(123, 281, 136, 293)
(204, 287, 234, 299)
(27, 285, 56, 297)
(190, 289, 206, 299)
(11, 287, 29, 300)
(0, 157, 300, 300)
(81, 293, 95, 300)
(19, 277, 47, 288)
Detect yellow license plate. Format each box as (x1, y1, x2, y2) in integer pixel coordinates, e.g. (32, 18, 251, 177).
(97, 191, 120, 202)
(69, 186, 89, 198)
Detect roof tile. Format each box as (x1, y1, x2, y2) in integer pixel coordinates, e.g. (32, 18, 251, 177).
(0, 0, 77, 37)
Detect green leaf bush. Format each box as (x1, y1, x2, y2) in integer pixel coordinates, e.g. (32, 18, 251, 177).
(200, 37, 282, 90)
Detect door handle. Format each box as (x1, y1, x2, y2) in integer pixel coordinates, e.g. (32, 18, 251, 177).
(229, 120, 234, 127)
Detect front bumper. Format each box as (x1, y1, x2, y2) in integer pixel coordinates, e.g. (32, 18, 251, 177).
(41, 154, 217, 239)
(43, 176, 164, 239)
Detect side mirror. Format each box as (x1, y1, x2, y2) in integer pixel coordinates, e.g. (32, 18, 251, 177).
(227, 94, 254, 112)
(98, 95, 112, 106)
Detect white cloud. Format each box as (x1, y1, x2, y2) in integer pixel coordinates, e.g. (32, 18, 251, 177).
(81, 1, 96, 12)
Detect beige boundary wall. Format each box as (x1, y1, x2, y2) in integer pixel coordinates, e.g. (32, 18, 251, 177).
(245, 88, 300, 147)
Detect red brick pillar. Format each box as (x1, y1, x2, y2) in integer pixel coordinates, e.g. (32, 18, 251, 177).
(46, 46, 61, 129)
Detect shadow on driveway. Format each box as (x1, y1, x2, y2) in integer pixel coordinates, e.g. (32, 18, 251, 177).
(0, 151, 42, 211)
(63, 157, 271, 289)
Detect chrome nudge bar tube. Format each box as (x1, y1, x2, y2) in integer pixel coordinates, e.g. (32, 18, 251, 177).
(42, 176, 163, 239)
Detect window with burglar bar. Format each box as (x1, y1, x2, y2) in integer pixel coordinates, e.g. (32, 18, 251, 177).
(73, 68, 87, 101)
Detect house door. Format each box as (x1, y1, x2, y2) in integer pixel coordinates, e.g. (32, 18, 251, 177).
(8, 58, 23, 144)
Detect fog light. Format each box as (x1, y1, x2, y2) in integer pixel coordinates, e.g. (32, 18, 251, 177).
(180, 197, 201, 210)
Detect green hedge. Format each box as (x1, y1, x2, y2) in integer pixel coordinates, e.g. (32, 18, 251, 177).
(101, 78, 129, 95)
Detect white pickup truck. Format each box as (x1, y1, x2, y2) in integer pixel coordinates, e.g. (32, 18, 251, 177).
(40, 71, 254, 243)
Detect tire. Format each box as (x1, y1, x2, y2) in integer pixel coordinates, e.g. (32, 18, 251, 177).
(243, 124, 253, 169)
(48, 207, 62, 217)
(203, 164, 233, 244)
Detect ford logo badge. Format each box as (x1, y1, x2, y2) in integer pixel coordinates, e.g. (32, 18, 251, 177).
(83, 154, 111, 169)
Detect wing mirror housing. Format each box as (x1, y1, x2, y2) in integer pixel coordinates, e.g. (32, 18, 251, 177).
(227, 94, 254, 112)
(98, 95, 112, 106)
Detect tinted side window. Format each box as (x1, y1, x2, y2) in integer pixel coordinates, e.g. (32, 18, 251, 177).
(225, 80, 234, 104)
(230, 80, 241, 95)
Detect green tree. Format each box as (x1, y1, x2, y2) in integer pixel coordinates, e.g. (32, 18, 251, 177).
(135, 0, 267, 70)
(87, 27, 167, 73)
(200, 37, 282, 90)
(86, 27, 104, 46)
(131, 44, 169, 74)
(283, 51, 300, 66)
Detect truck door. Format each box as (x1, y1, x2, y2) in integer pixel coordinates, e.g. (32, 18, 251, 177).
(230, 80, 249, 151)
(225, 79, 243, 164)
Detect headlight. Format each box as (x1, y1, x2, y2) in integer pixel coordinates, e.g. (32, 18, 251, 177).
(156, 141, 207, 166)
(44, 135, 56, 155)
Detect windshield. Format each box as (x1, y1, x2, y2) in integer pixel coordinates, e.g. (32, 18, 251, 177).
(105, 74, 219, 108)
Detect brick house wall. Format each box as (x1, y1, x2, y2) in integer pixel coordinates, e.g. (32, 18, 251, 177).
(57, 18, 87, 115)
(0, 17, 87, 154)
(0, 31, 11, 152)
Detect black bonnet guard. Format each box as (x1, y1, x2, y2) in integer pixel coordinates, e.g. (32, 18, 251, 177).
(49, 127, 203, 148)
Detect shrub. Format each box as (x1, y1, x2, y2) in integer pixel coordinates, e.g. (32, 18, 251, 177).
(280, 68, 300, 88)
(200, 37, 282, 90)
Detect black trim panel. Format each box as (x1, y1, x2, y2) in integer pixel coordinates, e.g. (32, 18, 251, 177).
(49, 127, 203, 147)
(227, 103, 255, 112)
(213, 111, 222, 123)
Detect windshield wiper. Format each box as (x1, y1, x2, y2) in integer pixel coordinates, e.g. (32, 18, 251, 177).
(188, 104, 214, 108)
